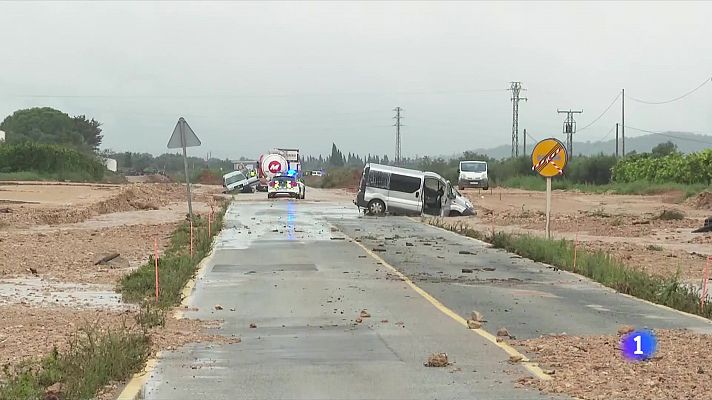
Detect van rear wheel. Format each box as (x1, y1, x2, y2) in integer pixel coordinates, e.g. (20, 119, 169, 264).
(367, 199, 385, 216)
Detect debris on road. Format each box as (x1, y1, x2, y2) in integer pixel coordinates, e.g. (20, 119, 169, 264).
(355, 317, 363, 324)
(496, 327, 510, 337)
(467, 320, 481, 329)
(360, 309, 371, 318)
(470, 311, 485, 322)
(617, 325, 634, 335)
(461, 268, 473, 273)
(249, 323, 257, 328)
(214, 304, 223, 310)
(372, 248, 387, 252)
(405, 242, 414, 247)
(482, 267, 496, 271)
(424, 352, 449, 367)
(458, 250, 473, 255)
(509, 355, 523, 363)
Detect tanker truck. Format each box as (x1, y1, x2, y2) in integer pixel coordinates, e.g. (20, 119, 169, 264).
(256, 149, 300, 191)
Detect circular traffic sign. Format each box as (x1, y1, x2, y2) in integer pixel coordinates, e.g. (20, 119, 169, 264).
(531, 138, 568, 178)
(268, 160, 283, 174)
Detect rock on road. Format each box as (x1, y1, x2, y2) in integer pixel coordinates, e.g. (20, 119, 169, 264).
(136, 194, 711, 400)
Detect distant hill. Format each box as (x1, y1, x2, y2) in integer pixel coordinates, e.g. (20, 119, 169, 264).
(466, 132, 712, 160)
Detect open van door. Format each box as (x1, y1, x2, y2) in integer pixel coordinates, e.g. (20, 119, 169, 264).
(441, 181, 455, 217)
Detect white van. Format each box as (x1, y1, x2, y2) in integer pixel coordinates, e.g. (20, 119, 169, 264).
(354, 163, 475, 216)
(458, 161, 489, 190)
(223, 170, 252, 193)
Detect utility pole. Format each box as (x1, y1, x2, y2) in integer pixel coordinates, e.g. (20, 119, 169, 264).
(508, 82, 527, 158)
(621, 89, 625, 157)
(523, 128, 527, 156)
(615, 123, 619, 158)
(557, 109, 583, 158)
(393, 107, 403, 165)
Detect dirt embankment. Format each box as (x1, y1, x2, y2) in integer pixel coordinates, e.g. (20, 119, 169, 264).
(0, 182, 226, 375)
(515, 329, 712, 400)
(1, 183, 188, 226)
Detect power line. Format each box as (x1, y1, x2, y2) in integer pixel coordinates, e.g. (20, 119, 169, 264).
(525, 130, 539, 144)
(10, 88, 509, 100)
(577, 92, 621, 132)
(626, 76, 712, 105)
(598, 125, 616, 142)
(624, 125, 712, 145)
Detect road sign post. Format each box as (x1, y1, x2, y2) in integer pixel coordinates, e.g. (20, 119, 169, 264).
(531, 138, 568, 239)
(168, 117, 201, 222)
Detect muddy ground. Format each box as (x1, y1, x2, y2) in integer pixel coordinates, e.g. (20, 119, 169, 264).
(0, 182, 228, 390)
(514, 329, 712, 400)
(458, 188, 712, 399)
(460, 188, 712, 282)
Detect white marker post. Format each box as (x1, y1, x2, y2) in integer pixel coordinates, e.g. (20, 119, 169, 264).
(167, 117, 201, 222)
(545, 177, 552, 239)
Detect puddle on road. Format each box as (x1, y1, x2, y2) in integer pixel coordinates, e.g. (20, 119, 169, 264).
(0, 277, 133, 311)
(217, 201, 358, 250)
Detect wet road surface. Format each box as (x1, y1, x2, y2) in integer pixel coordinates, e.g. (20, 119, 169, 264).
(139, 198, 711, 399)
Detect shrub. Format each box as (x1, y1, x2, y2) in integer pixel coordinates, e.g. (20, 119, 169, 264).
(0, 142, 104, 181)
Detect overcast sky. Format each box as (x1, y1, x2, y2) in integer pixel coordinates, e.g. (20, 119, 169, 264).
(1, 1, 711, 159)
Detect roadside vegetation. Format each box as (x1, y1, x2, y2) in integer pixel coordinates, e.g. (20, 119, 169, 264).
(0, 325, 149, 400)
(302, 141, 710, 198)
(0, 142, 106, 182)
(0, 203, 229, 400)
(429, 218, 712, 320)
(120, 204, 227, 308)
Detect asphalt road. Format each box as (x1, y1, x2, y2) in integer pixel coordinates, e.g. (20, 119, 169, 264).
(138, 197, 712, 399)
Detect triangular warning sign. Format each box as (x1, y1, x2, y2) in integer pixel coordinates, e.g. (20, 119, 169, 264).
(167, 117, 201, 149)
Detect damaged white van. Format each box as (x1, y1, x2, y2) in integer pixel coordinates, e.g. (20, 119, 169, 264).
(354, 163, 475, 217)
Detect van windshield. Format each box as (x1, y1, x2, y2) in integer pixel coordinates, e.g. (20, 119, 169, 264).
(460, 162, 487, 172)
(225, 172, 246, 186)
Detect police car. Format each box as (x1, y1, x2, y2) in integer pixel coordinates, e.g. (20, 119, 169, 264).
(267, 172, 305, 199)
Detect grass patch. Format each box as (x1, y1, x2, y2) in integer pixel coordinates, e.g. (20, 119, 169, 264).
(120, 203, 228, 308)
(499, 176, 708, 198)
(429, 218, 712, 320)
(0, 323, 149, 400)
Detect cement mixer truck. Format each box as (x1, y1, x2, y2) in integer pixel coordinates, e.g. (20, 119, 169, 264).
(256, 148, 300, 191)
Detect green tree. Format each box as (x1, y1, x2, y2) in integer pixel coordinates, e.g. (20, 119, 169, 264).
(329, 143, 344, 167)
(0, 107, 103, 152)
(651, 141, 678, 157)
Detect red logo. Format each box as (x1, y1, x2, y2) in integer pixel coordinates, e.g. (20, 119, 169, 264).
(268, 161, 283, 173)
